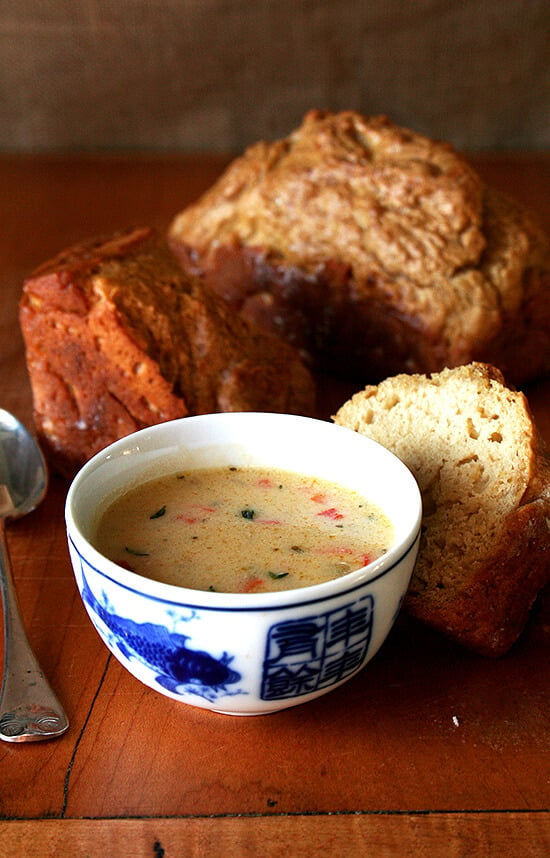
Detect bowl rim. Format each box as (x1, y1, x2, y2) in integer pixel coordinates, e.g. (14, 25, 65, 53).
(65, 411, 422, 608)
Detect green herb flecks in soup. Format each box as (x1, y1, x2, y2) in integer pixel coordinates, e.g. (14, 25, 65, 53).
(94, 466, 394, 593)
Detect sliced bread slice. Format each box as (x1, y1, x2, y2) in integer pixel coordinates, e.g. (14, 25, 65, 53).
(334, 362, 550, 655)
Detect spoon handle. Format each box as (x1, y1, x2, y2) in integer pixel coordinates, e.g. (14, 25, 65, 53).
(0, 524, 69, 742)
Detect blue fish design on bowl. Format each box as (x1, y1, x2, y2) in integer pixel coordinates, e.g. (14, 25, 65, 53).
(80, 572, 244, 703)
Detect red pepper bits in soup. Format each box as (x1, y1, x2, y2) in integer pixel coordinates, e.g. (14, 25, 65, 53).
(93, 466, 394, 593)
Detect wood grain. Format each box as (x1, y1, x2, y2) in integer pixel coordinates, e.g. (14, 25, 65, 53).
(1, 813, 549, 857)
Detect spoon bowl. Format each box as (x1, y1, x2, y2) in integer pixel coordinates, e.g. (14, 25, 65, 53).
(0, 409, 48, 517)
(0, 409, 69, 742)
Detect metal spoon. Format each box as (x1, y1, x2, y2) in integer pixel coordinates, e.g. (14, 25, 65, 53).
(0, 409, 69, 742)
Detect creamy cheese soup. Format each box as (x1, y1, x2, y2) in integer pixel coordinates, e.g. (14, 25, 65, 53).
(94, 466, 394, 593)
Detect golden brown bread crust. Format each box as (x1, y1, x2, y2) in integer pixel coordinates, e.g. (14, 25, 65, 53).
(334, 362, 550, 656)
(415, 492, 550, 656)
(19, 227, 315, 477)
(169, 110, 550, 384)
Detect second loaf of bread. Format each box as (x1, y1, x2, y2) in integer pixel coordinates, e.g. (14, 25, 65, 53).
(169, 110, 550, 386)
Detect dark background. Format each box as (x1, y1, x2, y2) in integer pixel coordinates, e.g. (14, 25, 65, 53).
(1, 0, 548, 154)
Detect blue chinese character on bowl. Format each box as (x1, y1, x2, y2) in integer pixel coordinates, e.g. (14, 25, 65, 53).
(261, 596, 374, 701)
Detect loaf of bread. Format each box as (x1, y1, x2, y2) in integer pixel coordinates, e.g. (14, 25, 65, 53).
(169, 110, 550, 386)
(334, 363, 550, 656)
(19, 227, 315, 477)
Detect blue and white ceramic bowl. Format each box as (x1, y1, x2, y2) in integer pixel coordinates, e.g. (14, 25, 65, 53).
(65, 412, 421, 715)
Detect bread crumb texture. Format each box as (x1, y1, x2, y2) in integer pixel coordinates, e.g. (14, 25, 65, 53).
(334, 363, 550, 655)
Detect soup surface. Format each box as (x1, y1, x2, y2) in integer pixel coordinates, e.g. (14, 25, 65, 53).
(94, 466, 394, 593)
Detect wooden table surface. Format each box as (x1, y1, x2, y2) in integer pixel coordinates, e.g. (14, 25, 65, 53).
(0, 152, 549, 856)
